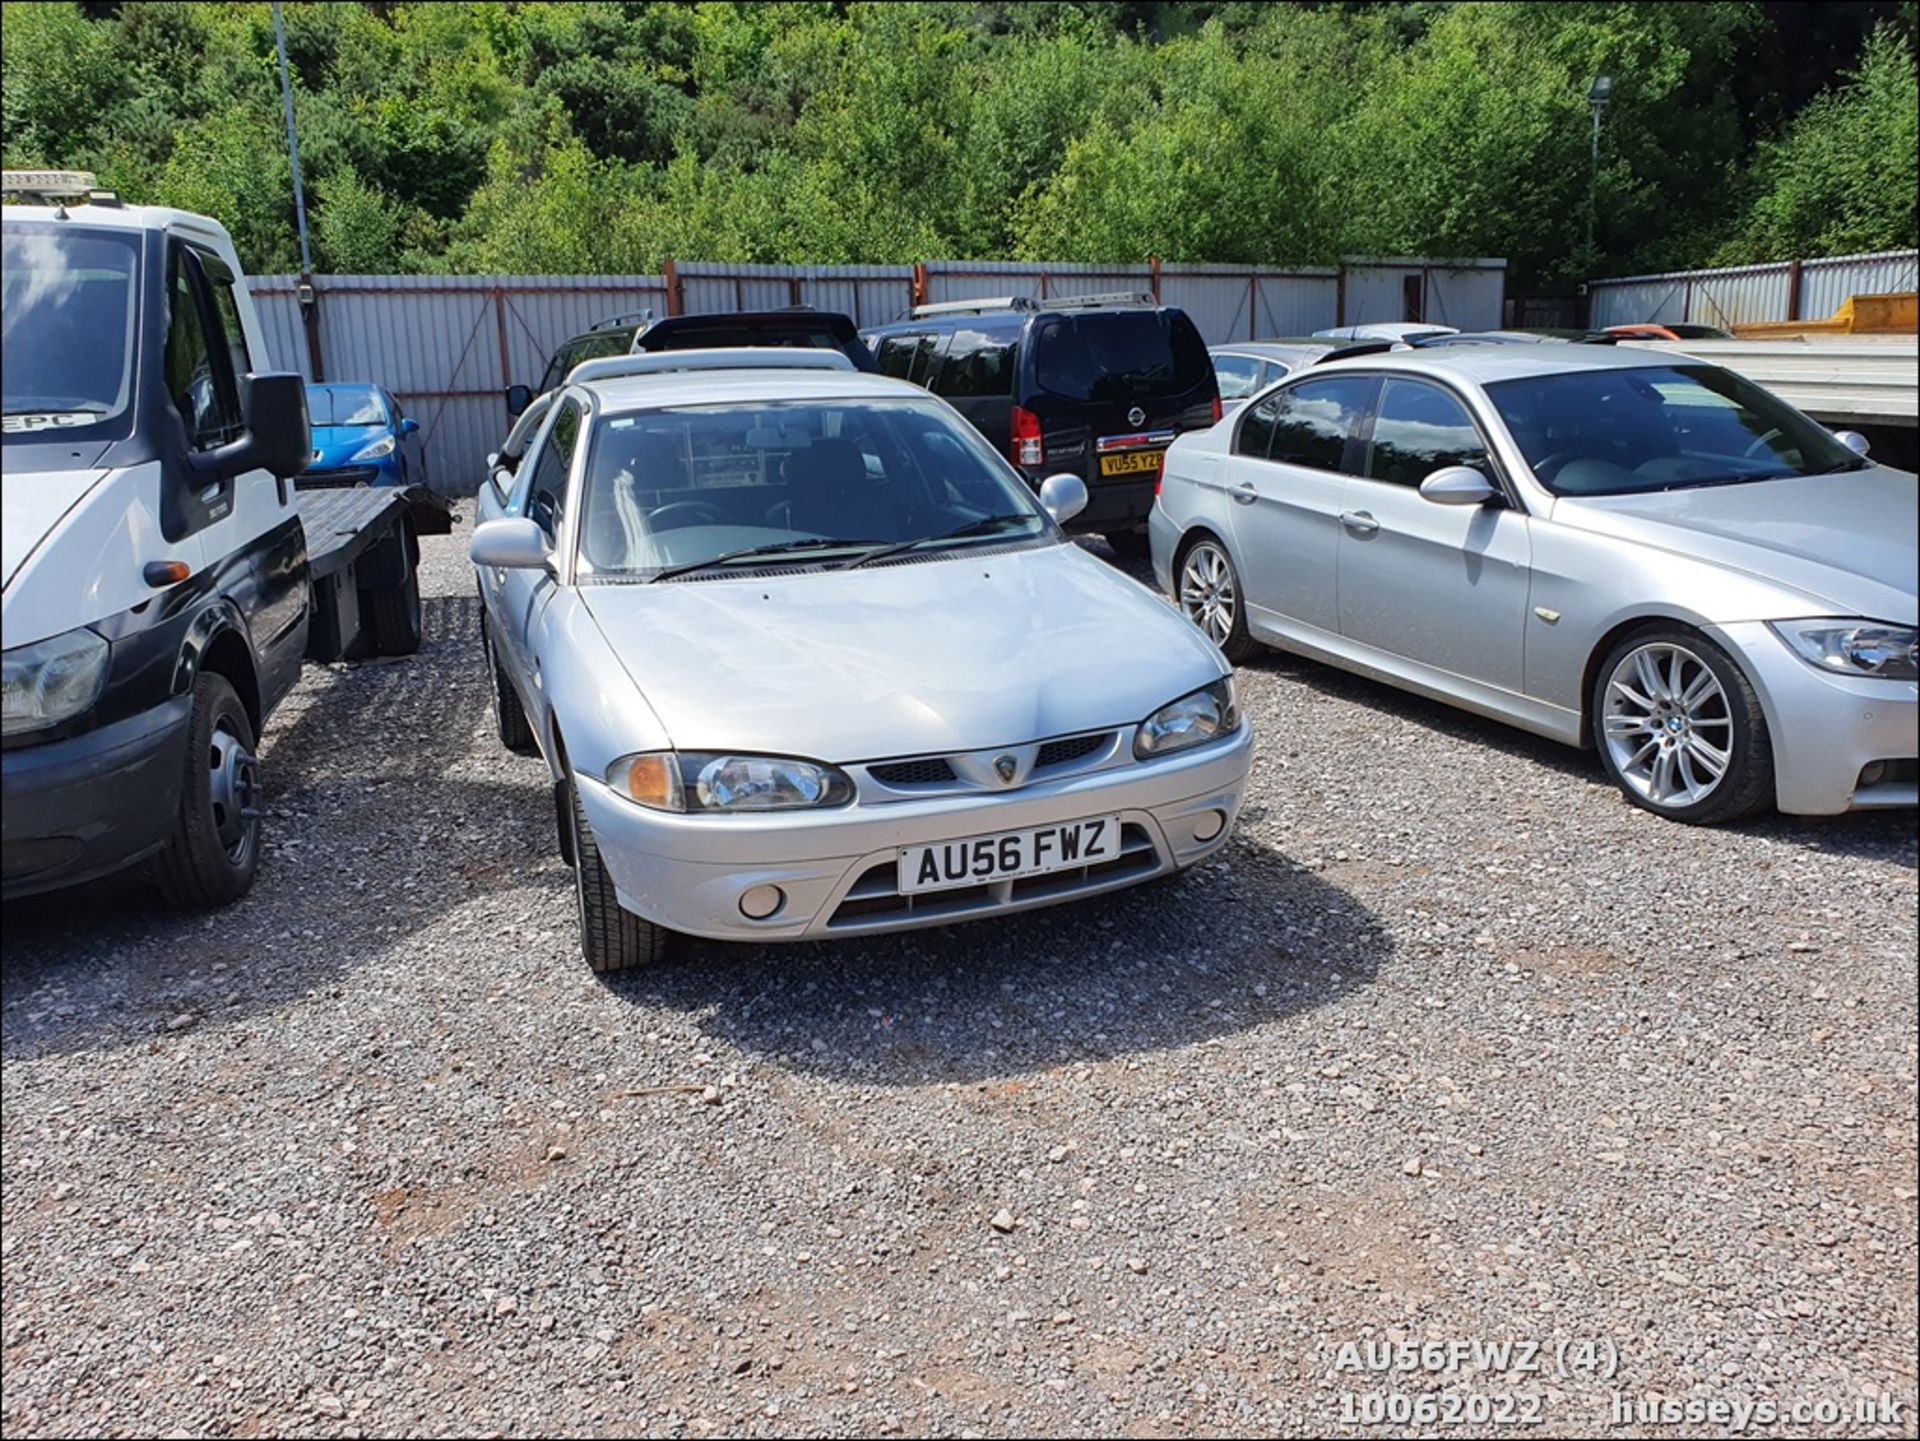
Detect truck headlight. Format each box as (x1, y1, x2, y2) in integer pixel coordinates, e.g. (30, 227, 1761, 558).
(2, 627, 110, 735)
(606, 752, 853, 812)
(351, 434, 397, 461)
(1769, 620, 1918, 681)
(1134, 678, 1238, 758)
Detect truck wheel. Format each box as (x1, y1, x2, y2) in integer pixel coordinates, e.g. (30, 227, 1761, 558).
(151, 672, 261, 909)
(565, 775, 672, 973)
(362, 544, 422, 656)
(483, 618, 538, 755)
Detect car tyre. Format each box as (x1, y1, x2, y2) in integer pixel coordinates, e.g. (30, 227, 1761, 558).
(151, 672, 261, 909)
(483, 616, 538, 755)
(1175, 535, 1259, 663)
(1103, 528, 1150, 559)
(1592, 626, 1774, 825)
(362, 549, 422, 656)
(566, 774, 672, 973)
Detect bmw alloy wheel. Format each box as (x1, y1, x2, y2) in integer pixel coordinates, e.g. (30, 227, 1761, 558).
(1601, 641, 1734, 809)
(1179, 541, 1237, 647)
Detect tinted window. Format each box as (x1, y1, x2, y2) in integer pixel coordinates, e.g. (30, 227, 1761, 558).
(1267, 376, 1377, 473)
(1213, 354, 1263, 401)
(527, 401, 581, 538)
(931, 328, 1015, 399)
(1485, 364, 1856, 496)
(205, 267, 254, 408)
(1235, 395, 1280, 458)
(1033, 309, 1211, 401)
(874, 334, 923, 381)
(1365, 379, 1492, 487)
(1, 224, 140, 440)
(165, 250, 240, 451)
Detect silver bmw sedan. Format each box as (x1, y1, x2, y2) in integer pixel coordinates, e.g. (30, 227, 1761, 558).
(1149, 344, 1916, 825)
(472, 351, 1251, 971)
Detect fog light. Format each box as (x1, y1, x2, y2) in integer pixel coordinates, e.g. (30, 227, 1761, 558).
(1858, 760, 1887, 787)
(739, 884, 785, 920)
(1192, 810, 1226, 843)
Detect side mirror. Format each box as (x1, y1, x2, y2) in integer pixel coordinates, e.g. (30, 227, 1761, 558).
(1038, 472, 1088, 525)
(1417, 465, 1498, 506)
(504, 383, 533, 417)
(398, 416, 420, 436)
(190, 371, 311, 481)
(470, 517, 552, 571)
(1833, 430, 1871, 458)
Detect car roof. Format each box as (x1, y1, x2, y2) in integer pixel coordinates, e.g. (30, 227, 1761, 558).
(1212, 341, 1333, 361)
(1322, 343, 1694, 386)
(577, 368, 930, 412)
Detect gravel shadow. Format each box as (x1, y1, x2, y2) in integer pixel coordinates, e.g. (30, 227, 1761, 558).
(600, 833, 1390, 1086)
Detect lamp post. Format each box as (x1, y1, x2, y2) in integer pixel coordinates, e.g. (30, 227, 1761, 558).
(1586, 74, 1613, 268)
(271, 1, 313, 274)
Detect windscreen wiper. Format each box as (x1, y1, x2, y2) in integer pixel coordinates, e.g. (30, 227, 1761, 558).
(840, 514, 1039, 570)
(649, 537, 886, 582)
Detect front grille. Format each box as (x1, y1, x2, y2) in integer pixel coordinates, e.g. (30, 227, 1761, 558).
(825, 822, 1161, 931)
(1035, 733, 1110, 769)
(297, 466, 378, 489)
(869, 757, 957, 786)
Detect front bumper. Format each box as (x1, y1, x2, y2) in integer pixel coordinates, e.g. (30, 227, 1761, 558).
(297, 454, 403, 489)
(2, 697, 192, 898)
(1712, 621, 1919, 815)
(574, 723, 1254, 941)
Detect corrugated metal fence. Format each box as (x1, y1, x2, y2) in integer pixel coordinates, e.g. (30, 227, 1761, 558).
(1587, 249, 1918, 330)
(250, 256, 1505, 496)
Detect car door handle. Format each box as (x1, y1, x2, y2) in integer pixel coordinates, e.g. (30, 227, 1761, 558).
(1231, 481, 1258, 505)
(1339, 510, 1379, 535)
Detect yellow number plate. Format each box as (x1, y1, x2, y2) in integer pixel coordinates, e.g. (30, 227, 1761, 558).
(1100, 449, 1165, 477)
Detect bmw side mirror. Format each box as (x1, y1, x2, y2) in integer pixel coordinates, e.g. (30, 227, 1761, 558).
(1038, 472, 1088, 525)
(399, 416, 420, 436)
(1833, 430, 1871, 458)
(1418, 465, 1498, 506)
(470, 517, 551, 571)
(504, 383, 533, 417)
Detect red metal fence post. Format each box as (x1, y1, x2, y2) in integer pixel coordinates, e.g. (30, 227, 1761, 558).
(663, 256, 682, 316)
(911, 262, 928, 309)
(1149, 254, 1161, 304)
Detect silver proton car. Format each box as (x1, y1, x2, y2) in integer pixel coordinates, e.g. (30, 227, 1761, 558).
(472, 351, 1251, 971)
(1149, 345, 1917, 824)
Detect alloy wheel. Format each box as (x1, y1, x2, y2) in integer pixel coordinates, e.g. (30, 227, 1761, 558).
(1179, 542, 1237, 647)
(1601, 641, 1734, 809)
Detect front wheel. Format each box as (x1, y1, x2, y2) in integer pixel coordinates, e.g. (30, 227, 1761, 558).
(151, 672, 261, 908)
(566, 776, 673, 973)
(1176, 536, 1259, 663)
(1592, 628, 1773, 825)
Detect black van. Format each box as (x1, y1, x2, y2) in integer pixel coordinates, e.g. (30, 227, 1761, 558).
(509, 307, 878, 413)
(862, 294, 1219, 552)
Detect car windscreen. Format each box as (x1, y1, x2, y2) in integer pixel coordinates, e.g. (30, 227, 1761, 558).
(1032, 310, 1212, 402)
(1485, 363, 1861, 496)
(639, 319, 878, 370)
(308, 386, 386, 427)
(2, 223, 140, 442)
(576, 397, 1050, 578)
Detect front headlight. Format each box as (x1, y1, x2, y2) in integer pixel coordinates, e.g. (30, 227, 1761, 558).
(606, 751, 854, 812)
(351, 434, 397, 461)
(2, 627, 110, 736)
(1134, 677, 1238, 759)
(1769, 620, 1918, 681)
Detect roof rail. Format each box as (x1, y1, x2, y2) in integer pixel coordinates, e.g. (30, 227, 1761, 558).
(567, 348, 857, 386)
(1314, 340, 1398, 364)
(907, 296, 1039, 321)
(1049, 290, 1159, 312)
(590, 309, 655, 333)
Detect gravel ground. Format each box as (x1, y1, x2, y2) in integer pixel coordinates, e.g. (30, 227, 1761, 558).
(3, 515, 1915, 1439)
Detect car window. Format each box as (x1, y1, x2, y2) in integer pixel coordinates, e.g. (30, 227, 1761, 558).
(1235, 394, 1281, 458)
(525, 399, 582, 539)
(931, 329, 1015, 399)
(873, 334, 920, 380)
(203, 263, 254, 410)
(1213, 354, 1263, 401)
(1033, 309, 1212, 402)
(575, 397, 1050, 576)
(1, 223, 140, 439)
(1365, 379, 1494, 488)
(1486, 363, 1856, 496)
(1266, 376, 1378, 473)
(164, 247, 241, 452)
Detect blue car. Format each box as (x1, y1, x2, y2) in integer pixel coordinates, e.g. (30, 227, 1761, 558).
(301, 382, 426, 488)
